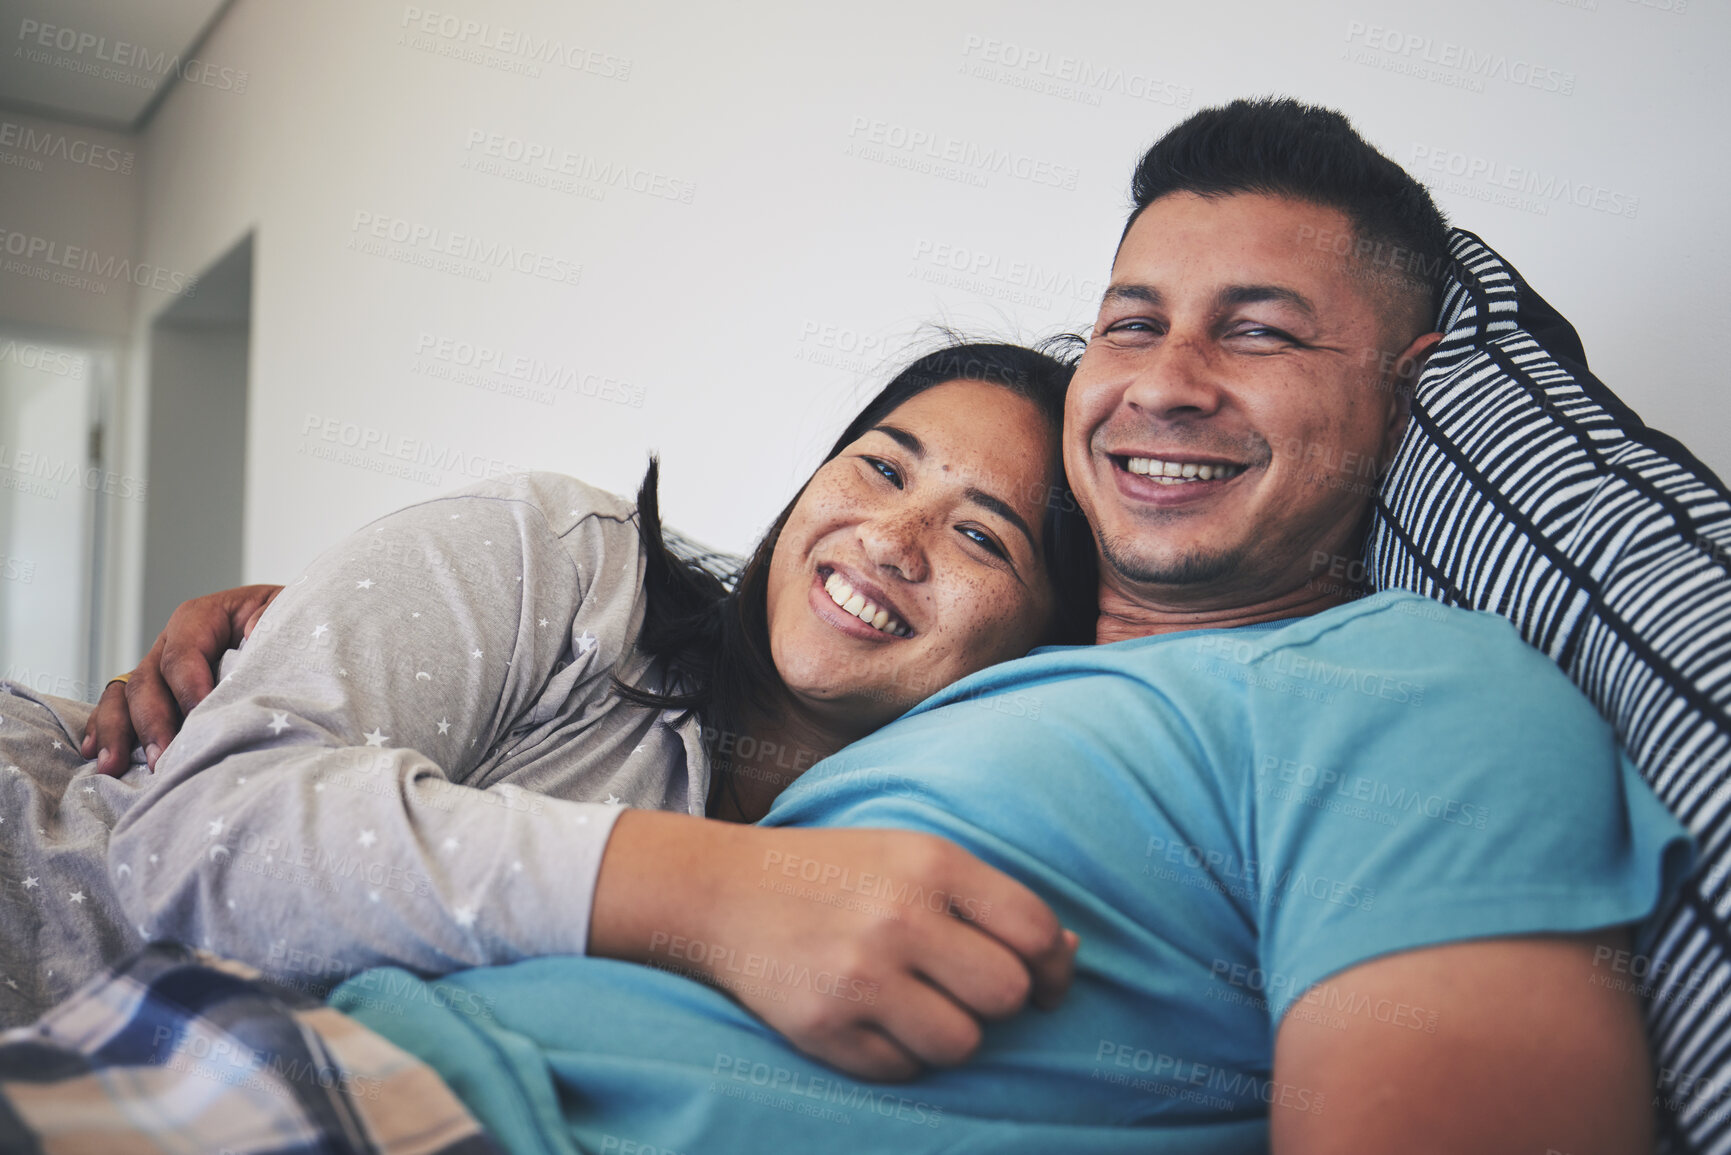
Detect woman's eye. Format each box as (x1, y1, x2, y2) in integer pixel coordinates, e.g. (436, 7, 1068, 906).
(959, 526, 1008, 560)
(862, 456, 903, 489)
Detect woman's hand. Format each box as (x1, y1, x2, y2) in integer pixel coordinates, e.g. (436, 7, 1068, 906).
(81, 584, 284, 775)
(591, 809, 1079, 1082)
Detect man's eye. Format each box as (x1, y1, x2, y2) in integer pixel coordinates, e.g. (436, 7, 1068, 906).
(1099, 317, 1161, 339)
(1232, 324, 1299, 345)
(862, 456, 903, 489)
(959, 525, 1008, 560)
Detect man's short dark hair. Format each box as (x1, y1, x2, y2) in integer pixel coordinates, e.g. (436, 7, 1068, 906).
(1123, 97, 1452, 330)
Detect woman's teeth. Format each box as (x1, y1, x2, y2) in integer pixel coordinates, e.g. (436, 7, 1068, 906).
(823, 572, 909, 636)
(1125, 457, 1244, 484)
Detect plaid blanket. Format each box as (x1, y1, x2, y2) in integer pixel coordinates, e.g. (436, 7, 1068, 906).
(0, 942, 497, 1155)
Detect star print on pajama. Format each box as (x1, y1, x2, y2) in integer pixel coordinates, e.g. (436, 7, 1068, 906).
(1, 473, 713, 1020)
(109, 473, 716, 987)
(0, 682, 146, 1025)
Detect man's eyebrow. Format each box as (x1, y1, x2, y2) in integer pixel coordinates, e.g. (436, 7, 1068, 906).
(870, 424, 923, 456)
(965, 486, 1037, 556)
(1101, 284, 1163, 308)
(1218, 284, 1316, 316)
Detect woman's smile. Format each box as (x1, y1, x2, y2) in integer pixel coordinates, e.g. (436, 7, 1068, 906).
(813, 565, 912, 638)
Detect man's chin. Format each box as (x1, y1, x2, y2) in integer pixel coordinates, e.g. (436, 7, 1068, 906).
(1098, 533, 1249, 588)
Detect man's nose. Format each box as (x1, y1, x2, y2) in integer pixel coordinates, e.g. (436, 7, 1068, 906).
(858, 508, 932, 583)
(1122, 334, 1225, 419)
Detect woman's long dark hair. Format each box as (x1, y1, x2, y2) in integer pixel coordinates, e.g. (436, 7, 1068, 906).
(615, 338, 1098, 816)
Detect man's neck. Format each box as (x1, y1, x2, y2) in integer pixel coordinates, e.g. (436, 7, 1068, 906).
(1094, 579, 1367, 645)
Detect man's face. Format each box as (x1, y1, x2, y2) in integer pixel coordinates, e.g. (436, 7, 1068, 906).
(1065, 191, 1438, 612)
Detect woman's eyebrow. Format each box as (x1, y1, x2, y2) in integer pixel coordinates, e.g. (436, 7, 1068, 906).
(965, 487, 1037, 556)
(870, 424, 923, 456)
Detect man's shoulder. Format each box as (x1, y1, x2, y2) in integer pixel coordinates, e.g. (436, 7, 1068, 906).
(1246, 590, 1598, 727)
(918, 590, 1571, 719)
(1264, 590, 1537, 663)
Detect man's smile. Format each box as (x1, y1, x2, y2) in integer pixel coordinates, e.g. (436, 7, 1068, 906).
(1119, 455, 1248, 483)
(1107, 451, 1254, 508)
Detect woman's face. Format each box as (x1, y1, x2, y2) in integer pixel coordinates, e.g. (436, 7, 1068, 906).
(765, 378, 1063, 738)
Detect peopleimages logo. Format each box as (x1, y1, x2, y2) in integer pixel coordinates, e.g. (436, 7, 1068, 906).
(846, 116, 1080, 191)
(1409, 145, 1638, 219)
(346, 211, 582, 287)
(0, 228, 197, 295)
(412, 332, 646, 408)
(461, 130, 695, 204)
(0, 443, 146, 500)
(15, 18, 249, 92)
(299, 413, 526, 481)
(910, 239, 1104, 306)
(1256, 755, 1489, 830)
(0, 339, 84, 378)
(0, 120, 133, 174)
(399, 6, 631, 80)
(1342, 20, 1575, 95)
(957, 34, 1193, 110)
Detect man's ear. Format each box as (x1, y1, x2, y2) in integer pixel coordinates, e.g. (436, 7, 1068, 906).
(1378, 330, 1444, 467)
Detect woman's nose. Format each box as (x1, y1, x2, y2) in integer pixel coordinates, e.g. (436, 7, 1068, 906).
(858, 509, 931, 583)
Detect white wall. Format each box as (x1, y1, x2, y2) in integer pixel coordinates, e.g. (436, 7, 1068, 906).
(48, 0, 1731, 675)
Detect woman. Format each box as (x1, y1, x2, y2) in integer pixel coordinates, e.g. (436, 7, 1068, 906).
(78, 340, 1096, 1077)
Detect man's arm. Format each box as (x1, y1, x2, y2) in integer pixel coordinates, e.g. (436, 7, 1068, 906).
(83, 584, 283, 775)
(592, 809, 1078, 1082)
(1272, 929, 1652, 1155)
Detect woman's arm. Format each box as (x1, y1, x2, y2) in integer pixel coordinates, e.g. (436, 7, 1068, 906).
(109, 476, 636, 979)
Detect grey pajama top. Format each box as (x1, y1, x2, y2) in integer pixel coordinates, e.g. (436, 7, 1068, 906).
(0, 472, 710, 1024)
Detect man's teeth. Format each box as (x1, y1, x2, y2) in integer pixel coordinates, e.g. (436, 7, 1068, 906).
(823, 572, 909, 636)
(1124, 457, 1244, 483)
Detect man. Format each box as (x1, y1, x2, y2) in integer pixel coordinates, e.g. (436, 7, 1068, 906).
(1032, 98, 1684, 1149)
(70, 98, 1689, 1150)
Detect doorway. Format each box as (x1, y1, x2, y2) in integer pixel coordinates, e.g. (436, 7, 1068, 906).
(0, 332, 112, 700)
(140, 234, 253, 657)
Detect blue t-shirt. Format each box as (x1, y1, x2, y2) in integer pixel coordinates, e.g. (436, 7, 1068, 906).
(334, 591, 1692, 1154)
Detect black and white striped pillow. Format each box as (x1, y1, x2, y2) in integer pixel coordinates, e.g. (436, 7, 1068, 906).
(1369, 229, 1731, 1154)
(661, 524, 745, 590)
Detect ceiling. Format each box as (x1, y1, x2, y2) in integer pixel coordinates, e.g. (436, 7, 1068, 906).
(0, 0, 233, 132)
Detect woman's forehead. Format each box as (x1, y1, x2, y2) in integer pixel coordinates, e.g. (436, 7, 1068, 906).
(873, 378, 1060, 515)
(880, 379, 1053, 450)
(879, 379, 1052, 460)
